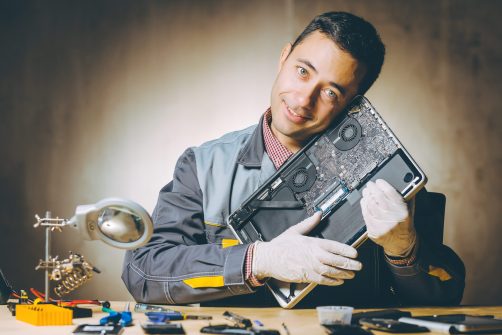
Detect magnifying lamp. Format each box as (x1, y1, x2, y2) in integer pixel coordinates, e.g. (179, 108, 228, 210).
(67, 197, 154, 250)
(34, 198, 154, 300)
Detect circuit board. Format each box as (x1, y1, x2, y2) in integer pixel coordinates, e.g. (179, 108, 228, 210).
(298, 99, 399, 216)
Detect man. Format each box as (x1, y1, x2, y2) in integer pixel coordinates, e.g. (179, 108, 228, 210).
(122, 12, 465, 307)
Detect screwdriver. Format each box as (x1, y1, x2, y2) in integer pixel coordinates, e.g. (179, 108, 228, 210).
(145, 311, 212, 322)
(134, 303, 177, 313)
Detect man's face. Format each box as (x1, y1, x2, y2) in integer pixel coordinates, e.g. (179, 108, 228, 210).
(270, 31, 366, 151)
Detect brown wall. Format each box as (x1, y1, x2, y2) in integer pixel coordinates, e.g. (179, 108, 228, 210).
(1, 0, 501, 304)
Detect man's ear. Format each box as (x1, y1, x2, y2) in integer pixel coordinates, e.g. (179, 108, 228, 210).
(278, 43, 292, 71)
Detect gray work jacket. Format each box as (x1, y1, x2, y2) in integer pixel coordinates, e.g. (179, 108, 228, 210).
(122, 116, 465, 307)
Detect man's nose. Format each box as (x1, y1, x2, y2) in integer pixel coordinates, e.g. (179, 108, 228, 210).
(294, 85, 317, 110)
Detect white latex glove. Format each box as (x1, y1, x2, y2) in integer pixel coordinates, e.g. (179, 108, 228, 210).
(360, 179, 417, 257)
(252, 212, 362, 286)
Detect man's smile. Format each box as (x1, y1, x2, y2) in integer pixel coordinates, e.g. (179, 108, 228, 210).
(282, 100, 312, 124)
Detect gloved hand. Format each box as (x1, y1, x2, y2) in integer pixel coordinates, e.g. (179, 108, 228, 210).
(360, 179, 417, 257)
(252, 212, 362, 286)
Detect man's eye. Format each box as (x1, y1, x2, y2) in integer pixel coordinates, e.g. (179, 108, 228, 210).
(297, 66, 308, 77)
(325, 88, 337, 100)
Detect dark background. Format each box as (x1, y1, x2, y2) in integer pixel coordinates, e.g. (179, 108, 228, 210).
(1, 0, 501, 304)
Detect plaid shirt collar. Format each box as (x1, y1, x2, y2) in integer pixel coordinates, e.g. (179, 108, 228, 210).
(262, 109, 293, 169)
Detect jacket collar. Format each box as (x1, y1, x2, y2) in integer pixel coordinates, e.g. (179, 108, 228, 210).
(236, 114, 266, 168)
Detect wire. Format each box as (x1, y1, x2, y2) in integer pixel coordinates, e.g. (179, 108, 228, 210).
(30, 288, 46, 300)
(28, 288, 103, 307)
(62, 299, 102, 307)
(10, 290, 34, 304)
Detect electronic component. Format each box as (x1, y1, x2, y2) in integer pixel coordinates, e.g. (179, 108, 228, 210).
(200, 324, 280, 335)
(359, 318, 429, 333)
(141, 322, 186, 334)
(323, 324, 373, 335)
(201, 311, 280, 335)
(68, 306, 93, 318)
(134, 302, 177, 313)
(73, 324, 124, 335)
(351, 309, 411, 325)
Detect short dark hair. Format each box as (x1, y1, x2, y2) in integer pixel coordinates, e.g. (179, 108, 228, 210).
(291, 12, 385, 95)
